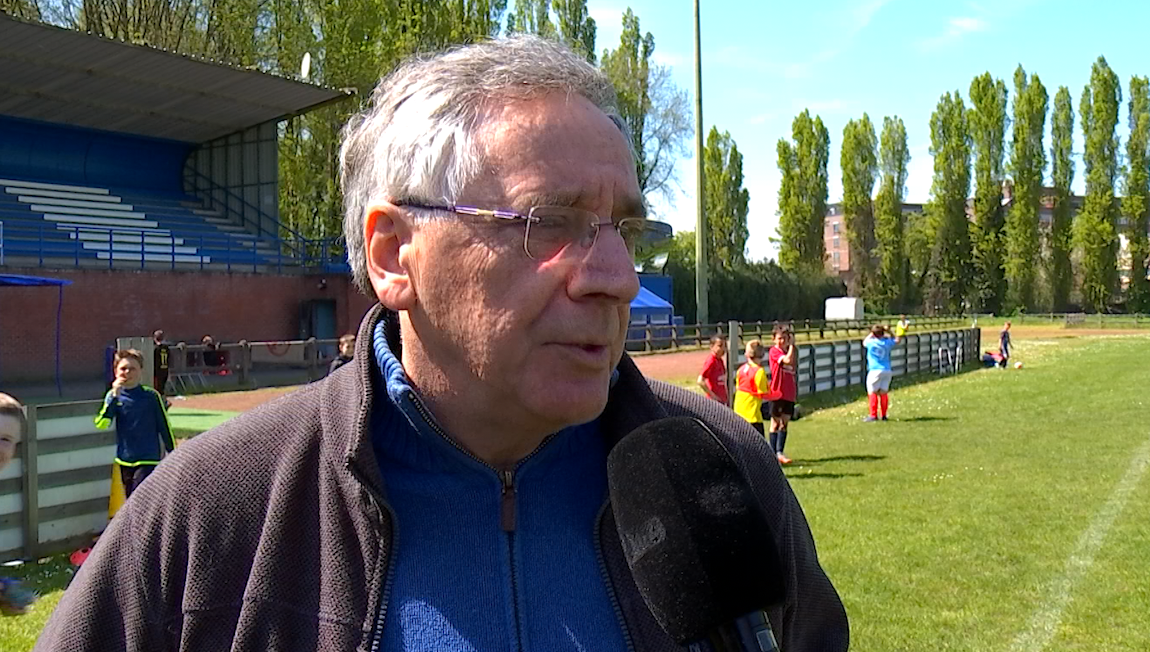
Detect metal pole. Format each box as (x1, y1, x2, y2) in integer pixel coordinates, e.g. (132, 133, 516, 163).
(693, 0, 709, 325)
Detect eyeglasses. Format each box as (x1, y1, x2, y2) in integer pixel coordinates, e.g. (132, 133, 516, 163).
(396, 202, 673, 261)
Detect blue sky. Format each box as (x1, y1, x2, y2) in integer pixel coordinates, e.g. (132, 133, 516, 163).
(586, 0, 1147, 261)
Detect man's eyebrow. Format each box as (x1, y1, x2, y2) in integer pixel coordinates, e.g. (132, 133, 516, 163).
(516, 190, 583, 209)
(518, 192, 649, 218)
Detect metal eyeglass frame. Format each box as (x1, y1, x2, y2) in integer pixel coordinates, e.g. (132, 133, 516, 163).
(395, 201, 671, 260)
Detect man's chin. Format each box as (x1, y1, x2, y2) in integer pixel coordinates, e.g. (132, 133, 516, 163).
(532, 387, 610, 430)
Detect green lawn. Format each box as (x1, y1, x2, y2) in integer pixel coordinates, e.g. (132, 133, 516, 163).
(167, 407, 239, 439)
(3, 336, 1147, 650)
(785, 334, 1150, 650)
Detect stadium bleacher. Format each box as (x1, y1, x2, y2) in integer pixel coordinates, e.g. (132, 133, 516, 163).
(0, 177, 282, 269)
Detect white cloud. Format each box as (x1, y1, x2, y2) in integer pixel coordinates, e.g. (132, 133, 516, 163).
(853, 0, 894, 33)
(748, 112, 777, 126)
(917, 15, 988, 52)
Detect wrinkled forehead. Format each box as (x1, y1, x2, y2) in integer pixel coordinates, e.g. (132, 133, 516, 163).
(470, 93, 640, 207)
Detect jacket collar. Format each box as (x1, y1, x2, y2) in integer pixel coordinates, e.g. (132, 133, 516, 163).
(323, 304, 669, 493)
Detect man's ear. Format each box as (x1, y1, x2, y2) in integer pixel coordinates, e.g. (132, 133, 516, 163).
(365, 202, 417, 311)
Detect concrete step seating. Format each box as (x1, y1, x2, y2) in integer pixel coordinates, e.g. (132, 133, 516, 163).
(0, 177, 280, 266)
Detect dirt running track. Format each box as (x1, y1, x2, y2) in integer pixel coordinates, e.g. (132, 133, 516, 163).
(178, 330, 1148, 414)
(180, 350, 709, 413)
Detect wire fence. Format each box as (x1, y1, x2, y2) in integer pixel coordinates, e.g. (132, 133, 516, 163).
(626, 315, 968, 353)
(971, 313, 1150, 328)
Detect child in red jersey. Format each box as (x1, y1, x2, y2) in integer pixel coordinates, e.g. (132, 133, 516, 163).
(767, 325, 798, 464)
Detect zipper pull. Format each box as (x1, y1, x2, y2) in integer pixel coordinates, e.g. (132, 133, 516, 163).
(500, 469, 516, 532)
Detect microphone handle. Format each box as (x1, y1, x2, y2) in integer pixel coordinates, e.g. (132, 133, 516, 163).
(687, 611, 780, 652)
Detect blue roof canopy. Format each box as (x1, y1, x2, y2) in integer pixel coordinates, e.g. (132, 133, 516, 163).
(630, 285, 673, 310)
(0, 274, 72, 287)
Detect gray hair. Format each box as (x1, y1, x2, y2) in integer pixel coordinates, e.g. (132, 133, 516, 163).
(339, 35, 630, 292)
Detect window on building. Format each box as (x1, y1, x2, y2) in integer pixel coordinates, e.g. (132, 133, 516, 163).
(833, 236, 841, 249)
(832, 222, 840, 234)
(832, 251, 841, 269)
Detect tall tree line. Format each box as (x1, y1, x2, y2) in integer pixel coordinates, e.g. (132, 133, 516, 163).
(924, 91, 973, 314)
(1123, 76, 1150, 312)
(1049, 86, 1075, 312)
(776, 55, 1150, 315)
(1076, 56, 1122, 312)
(1005, 66, 1047, 312)
(872, 117, 910, 312)
(839, 114, 878, 298)
(967, 73, 1008, 315)
(776, 110, 830, 273)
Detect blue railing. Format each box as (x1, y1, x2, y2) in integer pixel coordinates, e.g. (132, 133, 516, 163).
(1, 222, 282, 272)
(183, 168, 345, 270)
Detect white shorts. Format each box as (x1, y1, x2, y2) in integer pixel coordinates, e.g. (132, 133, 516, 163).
(866, 370, 892, 393)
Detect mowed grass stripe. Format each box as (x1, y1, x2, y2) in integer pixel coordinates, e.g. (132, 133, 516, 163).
(785, 335, 1150, 651)
(1008, 435, 1150, 652)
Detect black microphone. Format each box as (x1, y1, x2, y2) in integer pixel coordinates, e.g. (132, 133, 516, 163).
(606, 416, 786, 652)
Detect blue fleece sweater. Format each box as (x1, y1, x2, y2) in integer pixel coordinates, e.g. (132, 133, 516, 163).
(371, 323, 629, 652)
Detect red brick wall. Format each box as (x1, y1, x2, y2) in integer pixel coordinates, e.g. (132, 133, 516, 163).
(0, 267, 377, 383)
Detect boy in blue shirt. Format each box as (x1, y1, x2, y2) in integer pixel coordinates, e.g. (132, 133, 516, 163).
(862, 324, 901, 421)
(96, 350, 174, 498)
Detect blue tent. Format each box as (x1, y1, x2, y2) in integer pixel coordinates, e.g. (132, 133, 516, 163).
(630, 285, 673, 317)
(628, 286, 675, 350)
(0, 274, 72, 396)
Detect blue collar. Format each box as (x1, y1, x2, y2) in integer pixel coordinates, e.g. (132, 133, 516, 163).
(370, 320, 611, 474)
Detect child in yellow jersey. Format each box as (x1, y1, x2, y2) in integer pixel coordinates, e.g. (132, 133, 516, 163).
(733, 340, 778, 436)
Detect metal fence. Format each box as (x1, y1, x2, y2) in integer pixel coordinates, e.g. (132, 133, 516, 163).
(162, 338, 345, 394)
(626, 315, 967, 352)
(1, 400, 112, 563)
(972, 313, 1150, 328)
(717, 323, 981, 401)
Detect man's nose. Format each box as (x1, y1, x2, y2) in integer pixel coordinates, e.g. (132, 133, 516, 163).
(567, 226, 640, 302)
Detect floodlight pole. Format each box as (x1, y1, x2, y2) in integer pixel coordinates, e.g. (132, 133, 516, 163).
(693, 0, 709, 325)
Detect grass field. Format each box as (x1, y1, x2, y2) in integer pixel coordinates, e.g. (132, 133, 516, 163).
(785, 334, 1150, 651)
(2, 335, 1147, 650)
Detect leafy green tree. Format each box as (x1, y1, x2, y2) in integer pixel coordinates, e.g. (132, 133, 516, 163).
(507, 0, 595, 62)
(665, 232, 844, 324)
(277, 0, 507, 242)
(506, 0, 555, 37)
(0, 0, 41, 19)
(702, 127, 750, 270)
(1050, 86, 1076, 312)
(840, 114, 879, 298)
(925, 91, 973, 314)
(873, 116, 911, 312)
(600, 9, 692, 206)
(1076, 56, 1123, 312)
(776, 110, 830, 273)
(551, 0, 596, 63)
(967, 72, 1009, 314)
(1005, 66, 1048, 312)
(904, 205, 935, 310)
(1123, 76, 1150, 312)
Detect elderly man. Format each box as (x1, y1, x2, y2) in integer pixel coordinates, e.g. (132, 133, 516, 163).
(37, 37, 848, 651)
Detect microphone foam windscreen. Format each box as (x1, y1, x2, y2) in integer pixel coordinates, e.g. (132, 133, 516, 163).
(606, 416, 786, 644)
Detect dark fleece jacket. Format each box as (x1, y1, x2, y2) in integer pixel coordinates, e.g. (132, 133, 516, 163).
(35, 305, 849, 651)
